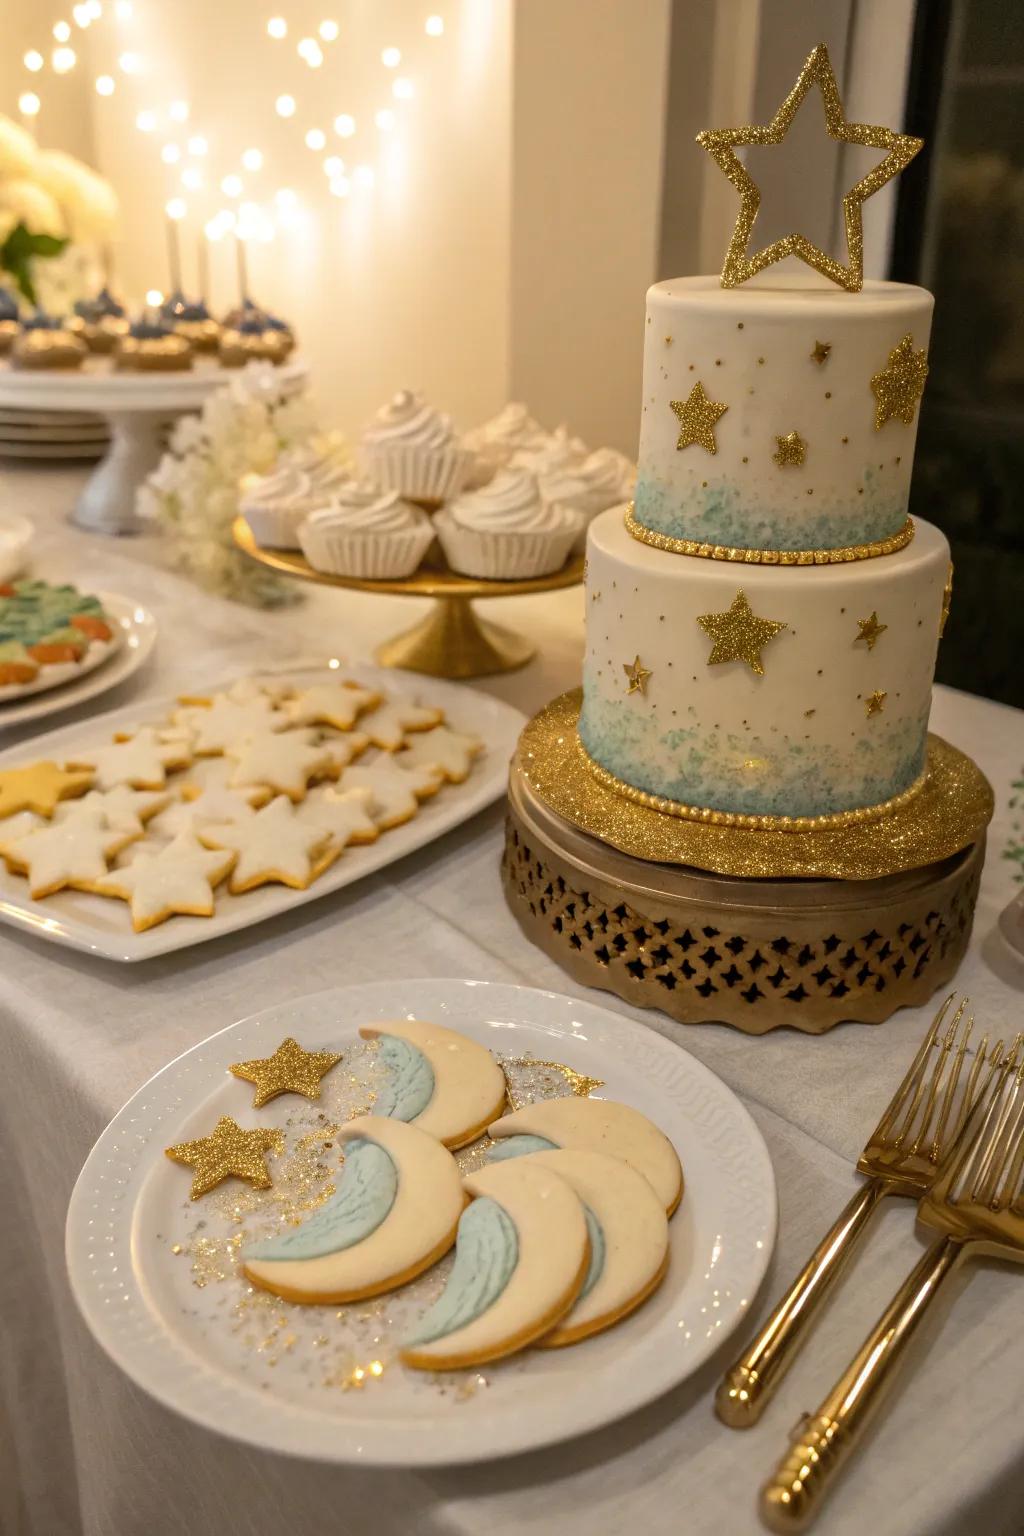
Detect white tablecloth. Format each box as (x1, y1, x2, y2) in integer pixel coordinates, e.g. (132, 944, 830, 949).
(2, 463, 1023, 1536)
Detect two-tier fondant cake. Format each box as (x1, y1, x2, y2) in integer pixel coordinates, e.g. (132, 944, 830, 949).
(579, 274, 948, 824)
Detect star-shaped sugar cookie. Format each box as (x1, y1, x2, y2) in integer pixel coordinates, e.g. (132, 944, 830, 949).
(360, 696, 444, 751)
(147, 779, 262, 840)
(318, 730, 370, 776)
(68, 727, 191, 791)
(297, 785, 379, 850)
(93, 830, 235, 930)
(173, 691, 288, 756)
(165, 1116, 284, 1200)
(340, 758, 442, 829)
(285, 681, 381, 732)
(397, 726, 485, 783)
(226, 729, 333, 802)
(199, 794, 336, 892)
(0, 803, 135, 899)
(56, 785, 169, 837)
(0, 761, 92, 820)
(229, 1036, 343, 1108)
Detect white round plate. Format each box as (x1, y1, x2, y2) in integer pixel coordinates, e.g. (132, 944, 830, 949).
(0, 512, 32, 582)
(0, 591, 156, 728)
(0, 625, 122, 704)
(65, 979, 776, 1467)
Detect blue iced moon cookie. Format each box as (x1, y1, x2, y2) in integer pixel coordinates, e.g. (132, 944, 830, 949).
(361, 1019, 507, 1148)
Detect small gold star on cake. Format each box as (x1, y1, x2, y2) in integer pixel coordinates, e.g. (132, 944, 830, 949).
(165, 1116, 284, 1200)
(670, 381, 728, 454)
(230, 1036, 343, 1108)
(810, 340, 831, 365)
(865, 690, 888, 717)
(772, 430, 806, 467)
(855, 612, 888, 650)
(870, 334, 929, 429)
(623, 655, 653, 695)
(697, 591, 787, 677)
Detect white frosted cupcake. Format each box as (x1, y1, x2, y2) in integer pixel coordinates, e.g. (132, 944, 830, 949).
(240, 460, 349, 549)
(462, 401, 550, 485)
(435, 468, 582, 579)
(539, 446, 635, 522)
(359, 390, 472, 504)
(510, 424, 589, 479)
(298, 485, 434, 578)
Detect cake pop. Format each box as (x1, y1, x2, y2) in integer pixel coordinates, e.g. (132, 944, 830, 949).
(115, 314, 193, 372)
(69, 289, 129, 354)
(11, 311, 88, 370)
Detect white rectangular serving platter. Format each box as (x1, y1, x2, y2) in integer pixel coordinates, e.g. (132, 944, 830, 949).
(0, 664, 526, 963)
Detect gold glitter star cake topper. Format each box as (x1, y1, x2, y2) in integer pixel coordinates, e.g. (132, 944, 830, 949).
(670, 381, 728, 454)
(855, 611, 887, 650)
(811, 340, 831, 365)
(865, 689, 887, 717)
(772, 430, 806, 467)
(623, 655, 653, 695)
(165, 1116, 284, 1200)
(697, 590, 787, 676)
(229, 1036, 343, 1108)
(870, 334, 929, 428)
(696, 43, 923, 292)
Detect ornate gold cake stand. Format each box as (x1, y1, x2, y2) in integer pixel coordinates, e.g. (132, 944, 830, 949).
(233, 516, 584, 679)
(502, 691, 994, 1034)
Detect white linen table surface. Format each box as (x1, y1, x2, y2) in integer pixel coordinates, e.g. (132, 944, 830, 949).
(2, 464, 1023, 1536)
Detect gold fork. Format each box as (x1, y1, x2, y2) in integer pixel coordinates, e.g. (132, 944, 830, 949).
(716, 995, 996, 1427)
(760, 1045, 1024, 1531)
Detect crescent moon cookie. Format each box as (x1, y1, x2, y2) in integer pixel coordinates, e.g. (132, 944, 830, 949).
(67, 726, 191, 791)
(337, 757, 442, 829)
(243, 1115, 465, 1305)
(92, 829, 236, 930)
(198, 794, 338, 892)
(397, 725, 484, 784)
(360, 1019, 508, 1149)
(360, 696, 444, 751)
(0, 761, 93, 819)
(400, 1158, 590, 1371)
(516, 1149, 669, 1346)
(172, 690, 289, 756)
(225, 728, 334, 803)
(284, 680, 382, 732)
(0, 803, 136, 899)
(487, 1096, 683, 1215)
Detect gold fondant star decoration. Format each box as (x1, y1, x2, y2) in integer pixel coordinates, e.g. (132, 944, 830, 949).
(623, 655, 653, 695)
(670, 381, 728, 454)
(697, 591, 787, 677)
(939, 562, 954, 638)
(870, 334, 929, 429)
(855, 611, 888, 650)
(865, 690, 887, 717)
(0, 761, 92, 819)
(696, 43, 923, 292)
(811, 340, 832, 365)
(165, 1116, 284, 1200)
(230, 1036, 343, 1108)
(773, 430, 807, 468)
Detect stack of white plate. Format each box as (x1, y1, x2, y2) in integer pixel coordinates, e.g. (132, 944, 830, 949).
(0, 406, 110, 461)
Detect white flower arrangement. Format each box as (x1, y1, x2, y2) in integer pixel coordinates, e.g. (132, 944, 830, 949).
(139, 363, 352, 608)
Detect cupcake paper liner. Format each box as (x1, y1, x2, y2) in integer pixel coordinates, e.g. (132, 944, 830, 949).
(358, 443, 474, 504)
(434, 511, 581, 580)
(298, 517, 435, 579)
(240, 502, 312, 550)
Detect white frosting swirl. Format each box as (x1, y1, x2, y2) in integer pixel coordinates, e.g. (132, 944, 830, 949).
(287, 446, 352, 495)
(241, 463, 317, 512)
(466, 401, 548, 454)
(362, 390, 455, 450)
(302, 486, 428, 535)
(539, 447, 635, 517)
(510, 425, 588, 478)
(445, 468, 578, 534)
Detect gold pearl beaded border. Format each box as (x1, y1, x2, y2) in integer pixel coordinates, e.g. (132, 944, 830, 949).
(623, 504, 915, 565)
(577, 733, 927, 833)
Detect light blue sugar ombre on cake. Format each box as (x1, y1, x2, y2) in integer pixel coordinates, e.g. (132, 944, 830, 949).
(578, 689, 929, 820)
(633, 469, 906, 553)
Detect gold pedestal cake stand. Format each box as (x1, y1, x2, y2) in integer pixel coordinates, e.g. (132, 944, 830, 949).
(502, 691, 994, 1035)
(233, 516, 584, 679)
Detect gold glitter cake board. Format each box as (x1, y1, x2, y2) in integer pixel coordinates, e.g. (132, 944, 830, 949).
(503, 758, 985, 1035)
(519, 690, 993, 882)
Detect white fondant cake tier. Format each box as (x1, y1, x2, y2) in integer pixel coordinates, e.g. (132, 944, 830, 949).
(579, 508, 950, 820)
(635, 275, 932, 552)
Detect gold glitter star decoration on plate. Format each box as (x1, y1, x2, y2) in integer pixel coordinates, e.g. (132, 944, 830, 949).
(623, 655, 653, 695)
(773, 430, 806, 468)
(670, 381, 728, 454)
(811, 340, 832, 365)
(501, 1058, 605, 1112)
(696, 43, 923, 292)
(229, 1036, 343, 1108)
(865, 689, 887, 717)
(870, 334, 929, 429)
(855, 611, 888, 650)
(697, 590, 787, 677)
(165, 1116, 284, 1200)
